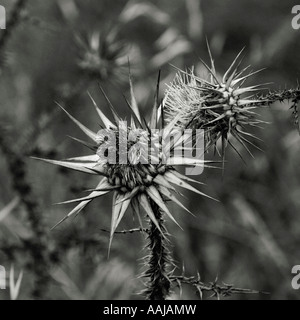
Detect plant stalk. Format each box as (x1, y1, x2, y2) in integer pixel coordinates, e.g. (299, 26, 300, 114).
(144, 200, 172, 300)
(0, 126, 50, 298)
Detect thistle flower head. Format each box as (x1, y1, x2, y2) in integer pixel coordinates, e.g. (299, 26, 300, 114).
(35, 76, 213, 250)
(75, 28, 128, 82)
(164, 47, 267, 161)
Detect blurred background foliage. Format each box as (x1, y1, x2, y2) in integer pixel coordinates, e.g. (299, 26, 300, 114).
(0, 0, 299, 300)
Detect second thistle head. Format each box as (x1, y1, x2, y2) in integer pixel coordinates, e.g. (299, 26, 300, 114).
(164, 47, 268, 160)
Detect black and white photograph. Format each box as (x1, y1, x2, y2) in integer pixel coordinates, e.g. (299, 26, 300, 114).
(0, 0, 299, 304)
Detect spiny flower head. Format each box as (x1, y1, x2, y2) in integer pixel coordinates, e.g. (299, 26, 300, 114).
(34, 75, 213, 250)
(164, 47, 268, 161)
(75, 28, 128, 82)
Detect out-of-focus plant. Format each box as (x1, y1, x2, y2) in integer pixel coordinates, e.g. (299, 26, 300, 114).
(0, 197, 20, 223)
(119, 1, 193, 71)
(0, 123, 51, 298)
(75, 28, 128, 84)
(9, 265, 23, 300)
(0, 0, 28, 69)
(19, 25, 130, 155)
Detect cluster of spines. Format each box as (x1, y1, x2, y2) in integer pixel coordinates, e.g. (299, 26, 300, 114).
(164, 47, 269, 163)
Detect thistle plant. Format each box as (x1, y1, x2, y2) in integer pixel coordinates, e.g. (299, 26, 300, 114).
(164, 47, 268, 162)
(34, 76, 213, 300)
(76, 28, 128, 83)
(31, 40, 296, 299)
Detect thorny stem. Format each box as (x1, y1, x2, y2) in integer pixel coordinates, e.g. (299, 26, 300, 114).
(0, 126, 50, 298)
(258, 88, 300, 105)
(144, 200, 172, 300)
(100, 228, 149, 234)
(170, 275, 267, 299)
(258, 88, 300, 133)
